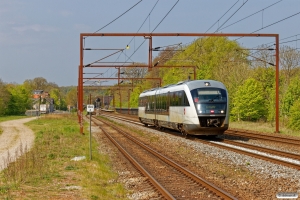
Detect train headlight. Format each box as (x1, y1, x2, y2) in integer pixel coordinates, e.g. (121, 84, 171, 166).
(221, 110, 224, 113)
(199, 110, 202, 113)
(204, 82, 211, 86)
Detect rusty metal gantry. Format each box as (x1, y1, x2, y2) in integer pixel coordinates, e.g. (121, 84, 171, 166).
(78, 33, 280, 134)
(84, 85, 139, 110)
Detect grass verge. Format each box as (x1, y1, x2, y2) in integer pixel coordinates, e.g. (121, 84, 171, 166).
(0, 114, 128, 199)
(0, 116, 29, 123)
(230, 120, 300, 137)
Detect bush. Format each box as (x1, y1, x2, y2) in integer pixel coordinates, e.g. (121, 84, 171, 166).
(288, 99, 300, 130)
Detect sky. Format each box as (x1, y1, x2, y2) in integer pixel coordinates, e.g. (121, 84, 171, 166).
(1, 0, 300, 86)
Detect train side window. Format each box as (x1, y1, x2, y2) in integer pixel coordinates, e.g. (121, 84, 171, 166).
(183, 91, 190, 106)
(167, 92, 170, 111)
(163, 93, 167, 110)
(178, 91, 182, 106)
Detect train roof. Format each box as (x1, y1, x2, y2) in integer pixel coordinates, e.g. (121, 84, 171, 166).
(140, 80, 227, 96)
(185, 80, 227, 90)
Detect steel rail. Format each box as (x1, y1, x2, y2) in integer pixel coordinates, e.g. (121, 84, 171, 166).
(94, 116, 237, 200)
(90, 117, 175, 199)
(222, 139, 300, 161)
(197, 139, 300, 171)
(99, 112, 300, 171)
(100, 113, 300, 161)
(226, 129, 300, 146)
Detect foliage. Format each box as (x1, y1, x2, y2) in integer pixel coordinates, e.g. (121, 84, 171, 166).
(282, 76, 300, 116)
(0, 79, 10, 116)
(280, 45, 300, 86)
(129, 86, 143, 107)
(159, 37, 247, 86)
(288, 99, 300, 130)
(65, 87, 78, 108)
(5, 84, 31, 115)
(23, 77, 59, 92)
(50, 88, 67, 110)
(0, 77, 78, 116)
(119, 62, 148, 85)
(231, 78, 266, 121)
(252, 67, 276, 122)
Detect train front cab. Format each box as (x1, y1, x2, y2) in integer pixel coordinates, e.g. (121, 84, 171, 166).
(185, 84, 229, 135)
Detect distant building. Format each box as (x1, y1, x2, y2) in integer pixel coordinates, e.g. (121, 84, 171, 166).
(32, 90, 54, 113)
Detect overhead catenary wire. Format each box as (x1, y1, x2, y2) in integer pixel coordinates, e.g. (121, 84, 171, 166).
(199, 0, 291, 62)
(255, 33, 300, 48)
(235, 11, 300, 42)
(117, 0, 180, 68)
(217, 0, 283, 32)
(88, 1, 300, 83)
(151, 0, 179, 33)
(216, 3, 300, 58)
(215, 0, 249, 32)
(279, 38, 300, 45)
(105, 0, 160, 80)
(83, 0, 145, 84)
(126, 0, 160, 46)
(184, 0, 285, 61)
(182, 0, 249, 62)
(108, 0, 181, 80)
(251, 11, 300, 34)
(205, 0, 240, 33)
(92, 0, 143, 35)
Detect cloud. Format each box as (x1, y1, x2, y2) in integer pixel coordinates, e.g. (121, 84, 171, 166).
(12, 24, 57, 33)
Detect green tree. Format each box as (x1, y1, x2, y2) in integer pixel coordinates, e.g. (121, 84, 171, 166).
(280, 45, 300, 86)
(66, 88, 78, 109)
(288, 99, 300, 130)
(23, 77, 59, 93)
(231, 78, 266, 121)
(159, 37, 246, 85)
(50, 88, 67, 110)
(282, 77, 300, 116)
(0, 79, 10, 116)
(5, 84, 31, 115)
(252, 67, 277, 122)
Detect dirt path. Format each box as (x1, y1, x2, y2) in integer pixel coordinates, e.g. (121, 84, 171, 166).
(0, 117, 36, 171)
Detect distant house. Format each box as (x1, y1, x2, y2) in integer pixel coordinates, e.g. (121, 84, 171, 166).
(32, 90, 54, 113)
(33, 90, 43, 99)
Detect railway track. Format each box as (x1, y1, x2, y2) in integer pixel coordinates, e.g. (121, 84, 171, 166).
(196, 139, 300, 171)
(221, 139, 300, 161)
(91, 116, 237, 200)
(98, 112, 300, 171)
(100, 111, 300, 147)
(225, 129, 300, 146)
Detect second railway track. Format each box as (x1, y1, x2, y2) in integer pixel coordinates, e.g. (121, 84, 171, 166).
(225, 129, 300, 146)
(98, 112, 300, 170)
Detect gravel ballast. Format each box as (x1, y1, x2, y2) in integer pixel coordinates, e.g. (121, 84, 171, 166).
(98, 116, 300, 199)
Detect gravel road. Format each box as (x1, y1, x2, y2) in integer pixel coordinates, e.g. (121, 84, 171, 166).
(0, 117, 36, 171)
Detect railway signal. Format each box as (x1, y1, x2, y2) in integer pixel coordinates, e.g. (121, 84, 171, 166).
(86, 104, 94, 160)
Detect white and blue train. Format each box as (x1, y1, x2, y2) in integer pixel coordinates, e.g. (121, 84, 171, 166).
(138, 80, 229, 136)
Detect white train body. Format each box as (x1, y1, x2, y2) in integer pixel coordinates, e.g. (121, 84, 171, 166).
(138, 80, 229, 135)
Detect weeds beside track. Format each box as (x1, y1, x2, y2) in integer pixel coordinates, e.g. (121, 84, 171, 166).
(0, 114, 129, 199)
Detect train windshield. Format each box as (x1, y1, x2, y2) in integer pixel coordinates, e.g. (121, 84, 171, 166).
(191, 88, 227, 103)
(191, 88, 227, 114)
